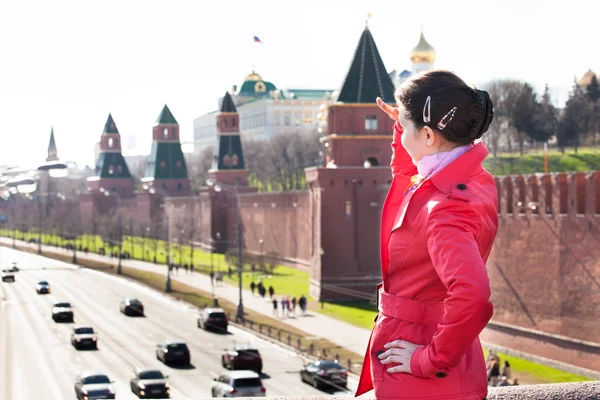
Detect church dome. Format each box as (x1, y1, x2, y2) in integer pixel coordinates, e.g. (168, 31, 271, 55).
(244, 71, 263, 81)
(237, 69, 277, 98)
(578, 69, 598, 87)
(410, 32, 436, 64)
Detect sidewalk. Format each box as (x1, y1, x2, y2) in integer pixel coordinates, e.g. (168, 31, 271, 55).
(1, 238, 372, 356)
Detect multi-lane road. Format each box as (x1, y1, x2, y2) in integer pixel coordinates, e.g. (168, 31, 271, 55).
(0, 247, 357, 399)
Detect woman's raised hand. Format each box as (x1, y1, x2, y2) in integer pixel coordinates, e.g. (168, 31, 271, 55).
(377, 97, 400, 121)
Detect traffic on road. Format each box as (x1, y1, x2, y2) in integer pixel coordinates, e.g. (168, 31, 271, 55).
(0, 247, 357, 399)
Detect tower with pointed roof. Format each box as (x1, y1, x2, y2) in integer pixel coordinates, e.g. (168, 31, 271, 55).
(46, 127, 58, 162)
(143, 105, 191, 196)
(410, 30, 436, 74)
(208, 92, 249, 187)
(86, 114, 134, 196)
(322, 24, 396, 168)
(304, 23, 396, 301)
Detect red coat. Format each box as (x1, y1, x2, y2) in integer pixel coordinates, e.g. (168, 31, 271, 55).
(356, 122, 498, 399)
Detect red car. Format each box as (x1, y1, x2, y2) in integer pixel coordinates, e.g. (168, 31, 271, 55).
(221, 345, 263, 374)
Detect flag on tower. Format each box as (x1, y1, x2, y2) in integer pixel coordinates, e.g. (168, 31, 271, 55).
(253, 35, 262, 43)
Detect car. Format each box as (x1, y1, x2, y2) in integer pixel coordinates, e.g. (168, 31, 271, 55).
(130, 367, 170, 398)
(198, 307, 228, 332)
(211, 370, 266, 398)
(1, 270, 15, 283)
(9, 262, 19, 272)
(74, 371, 116, 400)
(71, 326, 98, 349)
(221, 345, 263, 374)
(300, 360, 348, 390)
(156, 339, 191, 366)
(120, 297, 145, 316)
(36, 280, 51, 294)
(52, 301, 74, 322)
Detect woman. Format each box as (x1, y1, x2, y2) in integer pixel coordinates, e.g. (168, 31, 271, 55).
(356, 70, 497, 400)
(501, 360, 511, 379)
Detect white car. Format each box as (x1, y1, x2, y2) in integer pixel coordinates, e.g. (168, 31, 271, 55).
(74, 371, 115, 399)
(51, 301, 74, 322)
(71, 326, 98, 349)
(211, 370, 266, 398)
(36, 280, 51, 294)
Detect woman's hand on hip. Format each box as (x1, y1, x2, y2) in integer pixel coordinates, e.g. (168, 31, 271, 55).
(376, 97, 400, 121)
(378, 339, 423, 374)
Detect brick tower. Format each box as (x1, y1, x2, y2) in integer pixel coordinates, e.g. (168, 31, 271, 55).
(46, 127, 58, 162)
(143, 105, 191, 196)
(86, 114, 134, 197)
(306, 24, 396, 301)
(322, 25, 396, 168)
(208, 92, 249, 186)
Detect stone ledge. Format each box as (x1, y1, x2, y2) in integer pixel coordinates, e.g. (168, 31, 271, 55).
(227, 381, 600, 400)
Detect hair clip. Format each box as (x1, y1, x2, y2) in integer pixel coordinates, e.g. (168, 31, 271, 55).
(437, 107, 457, 131)
(423, 96, 431, 123)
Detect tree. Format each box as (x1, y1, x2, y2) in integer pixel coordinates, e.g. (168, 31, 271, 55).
(185, 145, 214, 190)
(512, 83, 540, 154)
(586, 75, 600, 147)
(529, 84, 557, 145)
(481, 80, 524, 156)
(558, 81, 592, 153)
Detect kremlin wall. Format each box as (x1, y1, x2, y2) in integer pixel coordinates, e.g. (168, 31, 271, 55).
(2, 26, 599, 371)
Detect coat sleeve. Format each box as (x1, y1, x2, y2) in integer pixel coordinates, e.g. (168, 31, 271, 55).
(410, 200, 493, 379)
(391, 121, 417, 177)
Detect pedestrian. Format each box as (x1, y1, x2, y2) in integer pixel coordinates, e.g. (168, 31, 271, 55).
(281, 297, 287, 318)
(250, 282, 256, 295)
(268, 285, 274, 299)
(210, 271, 215, 285)
(272, 297, 278, 317)
(501, 360, 511, 379)
(287, 298, 292, 315)
(356, 71, 498, 400)
(190, 264, 195, 274)
(175, 264, 179, 275)
(228, 266, 232, 278)
(512, 378, 519, 386)
(299, 295, 307, 316)
(184, 264, 188, 274)
(291, 296, 297, 316)
(488, 359, 500, 387)
(496, 376, 511, 387)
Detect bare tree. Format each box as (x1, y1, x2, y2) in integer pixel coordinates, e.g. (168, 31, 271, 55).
(185, 145, 214, 190)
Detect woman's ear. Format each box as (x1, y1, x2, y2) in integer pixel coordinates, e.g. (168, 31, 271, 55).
(422, 126, 436, 148)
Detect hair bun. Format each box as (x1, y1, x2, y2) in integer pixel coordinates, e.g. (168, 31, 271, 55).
(468, 89, 494, 139)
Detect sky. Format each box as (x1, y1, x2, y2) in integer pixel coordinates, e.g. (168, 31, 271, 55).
(1, 0, 599, 168)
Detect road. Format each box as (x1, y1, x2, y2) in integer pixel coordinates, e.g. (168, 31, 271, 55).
(0, 247, 357, 399)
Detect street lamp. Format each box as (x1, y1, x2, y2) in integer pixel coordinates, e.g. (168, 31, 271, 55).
(100, 188, 122, 275)
(206, 179, 244, 322)
(148, 186, 172, 293)
(258, 238, 264, 281)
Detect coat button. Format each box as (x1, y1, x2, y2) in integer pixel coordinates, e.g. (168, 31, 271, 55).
(436, 372, 447, 378)
(456, 184, 467, 190)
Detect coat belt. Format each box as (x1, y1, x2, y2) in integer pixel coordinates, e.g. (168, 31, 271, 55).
(377, 284, 443, 328)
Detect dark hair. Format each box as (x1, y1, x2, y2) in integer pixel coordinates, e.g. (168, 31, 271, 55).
(395, 70, 494, 145)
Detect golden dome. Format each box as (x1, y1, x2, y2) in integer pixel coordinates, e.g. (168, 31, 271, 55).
(244, 71, 263, 81)
(410, 31, 436, 64)
(578, 69, 598, 87)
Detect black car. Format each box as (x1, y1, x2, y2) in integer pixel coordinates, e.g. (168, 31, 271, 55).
(120, 297, 145, 316)
(156, 340, 191, 366)
(52, 301, 74, 322)
(221, 345, 263, 374)
(74, 371, 116, 399)
(130, 367, 170, 398)
(1, 270, 15, 282)
(300, 360, 348, 390)
(71, 326, 98, 349)
(198, 307, 228, 332)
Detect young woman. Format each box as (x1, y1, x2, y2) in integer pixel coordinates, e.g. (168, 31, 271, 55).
(356, 70, 497, 400)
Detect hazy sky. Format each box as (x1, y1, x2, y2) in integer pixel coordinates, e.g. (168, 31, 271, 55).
(1, 0, 598, 168)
